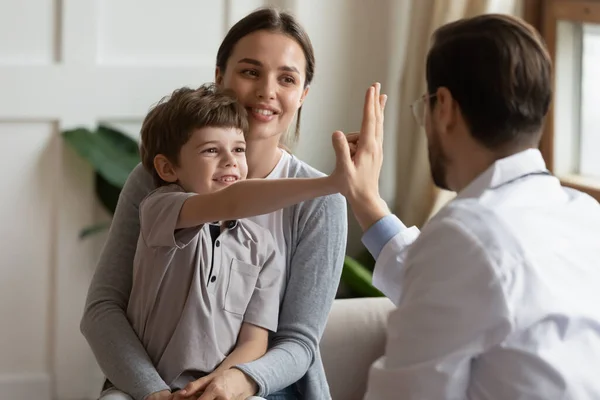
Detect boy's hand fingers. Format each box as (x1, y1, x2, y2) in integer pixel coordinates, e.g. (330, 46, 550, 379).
(332, 131, 353, 170)
(346, 132, 360, 144)
(179, 377, 211, 398)
(349, 143, 358, 157)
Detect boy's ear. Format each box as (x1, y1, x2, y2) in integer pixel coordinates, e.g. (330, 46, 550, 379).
(153, 154, 178, 183)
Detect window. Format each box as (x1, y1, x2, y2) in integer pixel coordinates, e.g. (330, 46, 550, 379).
(580, 23, 600, 177)
(525, 0, 600, 201)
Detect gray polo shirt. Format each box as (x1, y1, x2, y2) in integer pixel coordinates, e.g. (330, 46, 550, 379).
(126, 184, 281, 387)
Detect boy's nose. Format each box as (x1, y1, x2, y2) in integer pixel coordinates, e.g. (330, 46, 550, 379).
(223, 154, 237, 167)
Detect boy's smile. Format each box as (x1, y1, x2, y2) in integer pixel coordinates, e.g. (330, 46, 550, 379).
(166, 126, 248, 194)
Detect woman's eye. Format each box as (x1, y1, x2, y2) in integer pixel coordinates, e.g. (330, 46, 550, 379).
(241, 69, 258, 77)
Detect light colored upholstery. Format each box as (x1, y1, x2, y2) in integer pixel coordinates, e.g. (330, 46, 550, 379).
(320, 297, 395, 400)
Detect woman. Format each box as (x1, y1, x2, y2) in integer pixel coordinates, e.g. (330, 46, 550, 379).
(81, 7, 347, 400)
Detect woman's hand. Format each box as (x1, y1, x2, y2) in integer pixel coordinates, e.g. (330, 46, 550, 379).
(172, 369, 257, 400)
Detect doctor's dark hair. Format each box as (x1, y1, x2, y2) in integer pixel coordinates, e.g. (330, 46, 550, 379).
(216, 7, 315, 143)
(426, 14, 552, 150)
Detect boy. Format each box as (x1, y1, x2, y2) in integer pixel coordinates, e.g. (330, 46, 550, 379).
(111, 84, 282, 399)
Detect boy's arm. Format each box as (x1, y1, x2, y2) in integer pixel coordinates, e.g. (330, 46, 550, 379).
(176, 323, 268, 399)
(210, 231, 280, 374)
(233, 194, 347, 396)
(141, 186, 201, 248)
(214, 323, 269, 373)
(178, 176, 337, 229)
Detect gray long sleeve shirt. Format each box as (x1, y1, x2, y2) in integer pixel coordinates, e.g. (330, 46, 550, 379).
(80, 156, 347, 400)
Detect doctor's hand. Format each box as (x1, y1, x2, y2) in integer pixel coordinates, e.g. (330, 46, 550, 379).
(331, 82, 391, 231)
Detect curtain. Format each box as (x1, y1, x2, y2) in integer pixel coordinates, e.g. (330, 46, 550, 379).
(394, 0, 522, 226)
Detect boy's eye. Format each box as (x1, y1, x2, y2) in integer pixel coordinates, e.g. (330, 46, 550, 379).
(234, 147, 246, 153)
(203, 148, 218, 154)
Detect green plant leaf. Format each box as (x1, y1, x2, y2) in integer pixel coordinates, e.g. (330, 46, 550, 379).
(62, 125, 140, 188)
(95, 172, 122, 214)
(79, 222, 110, 239)
(354, 248, 376, 272)
(97, 124, 140, 155)
(342, 255, 384, 298)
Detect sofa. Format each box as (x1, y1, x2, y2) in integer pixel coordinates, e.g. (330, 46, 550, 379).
(320, 297, 396, 400)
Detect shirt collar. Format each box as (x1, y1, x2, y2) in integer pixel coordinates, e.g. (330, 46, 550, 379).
(457, 148, 549, 199)
(209, 220, 259, 243)
(224, 220, 238, 230)
(208, 220, 239, 230)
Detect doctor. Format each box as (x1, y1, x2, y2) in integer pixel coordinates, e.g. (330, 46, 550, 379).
(332, 14, 600, 399)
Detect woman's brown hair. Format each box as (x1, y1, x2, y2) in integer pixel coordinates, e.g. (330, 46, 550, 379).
(216, 7, 315, 144)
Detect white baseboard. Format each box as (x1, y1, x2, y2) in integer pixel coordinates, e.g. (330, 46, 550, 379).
(0, 373, 51, 400)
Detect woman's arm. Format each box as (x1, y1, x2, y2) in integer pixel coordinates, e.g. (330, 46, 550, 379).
(80, 164, 170, 400)
(235, 193, 348, 396)
(177, 177, 337, 229)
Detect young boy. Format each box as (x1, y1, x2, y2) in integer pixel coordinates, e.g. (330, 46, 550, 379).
(106, 84, 312, 400)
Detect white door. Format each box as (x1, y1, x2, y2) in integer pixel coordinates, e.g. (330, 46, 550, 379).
(0, 1, 268, 399)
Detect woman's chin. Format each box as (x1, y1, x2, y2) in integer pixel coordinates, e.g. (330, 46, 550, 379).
(245, 127, 283, 142)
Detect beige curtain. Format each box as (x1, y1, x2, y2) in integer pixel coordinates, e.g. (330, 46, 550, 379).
(394, 0, 522, 226)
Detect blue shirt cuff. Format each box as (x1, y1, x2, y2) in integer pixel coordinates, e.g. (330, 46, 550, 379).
(361, 214, 407, 259)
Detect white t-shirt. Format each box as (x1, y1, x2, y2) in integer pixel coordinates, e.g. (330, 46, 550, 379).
(246, 149, 291, 297)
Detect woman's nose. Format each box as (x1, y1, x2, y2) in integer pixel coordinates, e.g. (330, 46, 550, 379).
(255, 76, 276, 100)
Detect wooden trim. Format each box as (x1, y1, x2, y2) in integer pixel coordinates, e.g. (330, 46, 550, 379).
(553, 0, 600, 23)
(561, 176, 600, 202)
(541, 0, 557, 172)
(538, 0, 600, 197)
(523, 0, 543, 30)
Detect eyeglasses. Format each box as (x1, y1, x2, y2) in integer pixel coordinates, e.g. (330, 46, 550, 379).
(410, 93, 436, 127)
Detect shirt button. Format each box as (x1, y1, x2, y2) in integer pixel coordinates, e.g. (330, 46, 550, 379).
(215, 240, 220, 247)
(210, 276, 216, 283)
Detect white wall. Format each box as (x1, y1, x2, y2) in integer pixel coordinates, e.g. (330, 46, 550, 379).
(293, 0, 411, 251)
(0, 1, 407, 399)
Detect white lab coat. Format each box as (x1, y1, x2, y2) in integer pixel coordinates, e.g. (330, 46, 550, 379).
(364, 149, 600, 400)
